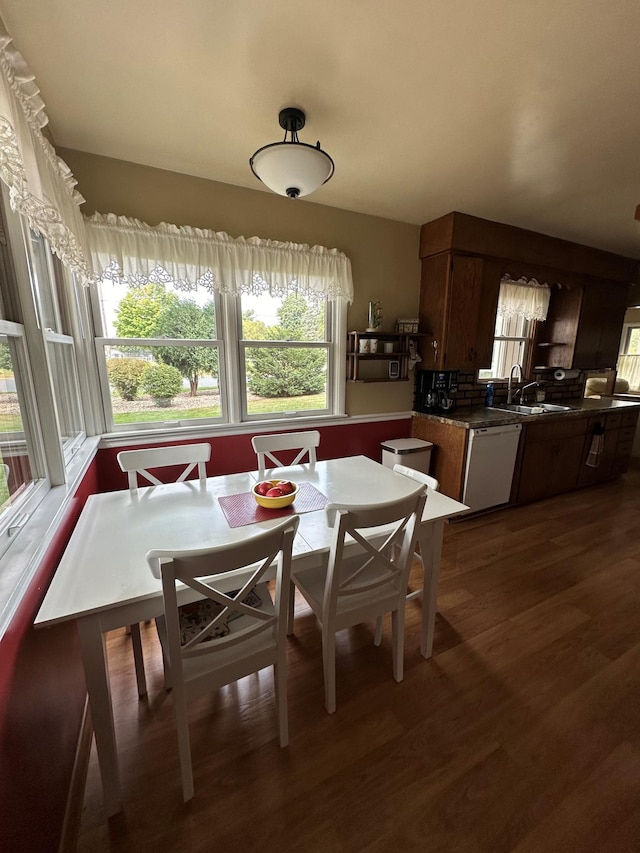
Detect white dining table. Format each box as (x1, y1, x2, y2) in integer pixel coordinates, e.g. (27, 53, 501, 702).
(35, 455, 467, 815)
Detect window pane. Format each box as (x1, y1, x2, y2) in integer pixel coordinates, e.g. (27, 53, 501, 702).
(0, 337, 37, 515)
(46, 339, 84, 448)
(103, 343, 222, 427)
(626, 327, 640, 355)
(25, 230, 62, 331)
(241, 291, 326, 342)
(243, 346, 328, 416)
(98, 280, 217, 339)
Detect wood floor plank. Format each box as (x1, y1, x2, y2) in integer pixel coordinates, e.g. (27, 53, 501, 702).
(75, 463, 640, 853)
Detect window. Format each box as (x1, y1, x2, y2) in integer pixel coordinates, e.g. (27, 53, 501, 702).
(0, 187, 89, 560)
(240, 290, 332, 420)
(479, 276, 550, 380)
(86, 215, 352, 432)
(617, 324, 640, 391)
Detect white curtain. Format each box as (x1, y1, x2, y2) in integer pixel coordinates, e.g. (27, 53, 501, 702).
(0, 18, 93, 282)
(85, 213, 354, 303)
(497, 275, 551, 322)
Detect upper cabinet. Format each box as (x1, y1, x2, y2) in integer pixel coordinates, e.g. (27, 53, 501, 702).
(418, 251, 501, 371)
(418, 212, 639, 374)
(572, 277, 630, 369)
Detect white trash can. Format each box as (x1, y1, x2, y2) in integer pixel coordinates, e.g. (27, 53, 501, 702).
(381, 438, 433, 474)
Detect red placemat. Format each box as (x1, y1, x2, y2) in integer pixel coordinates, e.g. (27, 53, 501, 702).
(218, 482, 329, 528)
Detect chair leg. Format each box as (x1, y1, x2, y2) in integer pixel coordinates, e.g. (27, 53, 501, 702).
(129, 623, 147, 697)
(391, 608, 405, 683)
(374, 615, 383, 646)
(172, 683, 194, 802)
(287, 579, 296, 635)
(322, 632, 337, 714)
(155, 615, 172, 690)
(274, 660, 289, 747)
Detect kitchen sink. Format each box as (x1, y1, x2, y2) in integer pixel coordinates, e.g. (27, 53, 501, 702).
(491, 402, 573, 416)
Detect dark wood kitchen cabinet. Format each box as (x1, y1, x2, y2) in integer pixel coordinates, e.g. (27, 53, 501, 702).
(418, 252, 500, 372)
(571, 277, 630, 369)
(418, 211, 638, 375)
(516, 417, 589, 504)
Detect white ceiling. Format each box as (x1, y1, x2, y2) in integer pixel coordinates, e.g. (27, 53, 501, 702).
(2, 0, 640, 259)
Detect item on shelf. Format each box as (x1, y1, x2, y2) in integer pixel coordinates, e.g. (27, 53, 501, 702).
(369, 338, 378, 353)
(359, 338, 370, 353)
(383, 342, 394, 353)
(395, 318, 419, 334)
(366, 301, 382, 331)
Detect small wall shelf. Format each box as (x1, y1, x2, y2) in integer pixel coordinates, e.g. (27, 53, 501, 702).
(347, 331, 426, 383)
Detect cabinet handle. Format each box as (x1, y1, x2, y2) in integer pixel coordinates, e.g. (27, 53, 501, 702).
(432, 340, 438, 363)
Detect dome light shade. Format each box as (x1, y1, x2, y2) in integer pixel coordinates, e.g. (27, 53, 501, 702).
(250, 107, 334, 199)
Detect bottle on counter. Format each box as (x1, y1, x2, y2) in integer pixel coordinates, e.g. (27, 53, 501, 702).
(485, 381, 494, 407)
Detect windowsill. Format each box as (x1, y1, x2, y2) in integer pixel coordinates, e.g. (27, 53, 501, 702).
(0, 435, 100, 641)
(98, 410, 413, 447)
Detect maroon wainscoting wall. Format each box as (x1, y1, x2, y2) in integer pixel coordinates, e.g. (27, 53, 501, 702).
(97, 418, 411, 491)
(0, 462, 99, 853)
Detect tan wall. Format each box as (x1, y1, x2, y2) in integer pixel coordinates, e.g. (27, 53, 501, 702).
(61, 149, 421, 416)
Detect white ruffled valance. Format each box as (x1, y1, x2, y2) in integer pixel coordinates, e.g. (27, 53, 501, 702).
(85, 213, 354, 303)
(0, 18, 93, 282)
(497, 275, 551, 322)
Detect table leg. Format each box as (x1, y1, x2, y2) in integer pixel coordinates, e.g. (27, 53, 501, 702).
(77, 615, 122, 816)
(421, 519, 444, 659)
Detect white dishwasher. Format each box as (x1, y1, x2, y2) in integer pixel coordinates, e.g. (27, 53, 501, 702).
(462, 423, 522, 512)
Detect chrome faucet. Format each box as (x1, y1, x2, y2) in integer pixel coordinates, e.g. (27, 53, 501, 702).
(515, 381, 539, 403)
(507, 363, 522, 404)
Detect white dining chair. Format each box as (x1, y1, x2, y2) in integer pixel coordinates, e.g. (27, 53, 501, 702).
(116, 442, 211, 491)
(374, 463, 439, 656)
(117, 442, 212, 697)
(251, 430, 320, 477)
(146, 515, 298, 802)
(288, 484, 426, 713)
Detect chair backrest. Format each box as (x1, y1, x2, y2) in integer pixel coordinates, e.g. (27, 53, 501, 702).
(117, 443, 211, 491)
(146, 516, 299, 677)
(323, 485, 427, 620)
(251, 430, 320, 476)
(393, 463, 439, 492)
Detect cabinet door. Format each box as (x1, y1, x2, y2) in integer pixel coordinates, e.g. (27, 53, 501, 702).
(577, 413, 621, 486)
(517, 418, 588, 504)
(445, 255, 485, 371)
(419, 253, 487, 371)
(572, 279, 629, 369)
(419, 255, 449, 369)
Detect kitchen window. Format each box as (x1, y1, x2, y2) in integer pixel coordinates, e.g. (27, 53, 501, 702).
(617, 324, 640, 391)
(86, 215, 352, 432)
(479, 276, 550, 380)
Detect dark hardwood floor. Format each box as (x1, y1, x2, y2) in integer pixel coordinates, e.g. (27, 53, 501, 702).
(75, 465, 640, 852)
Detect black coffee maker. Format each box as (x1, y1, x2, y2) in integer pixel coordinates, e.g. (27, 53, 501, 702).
(414, 370, 458, 414)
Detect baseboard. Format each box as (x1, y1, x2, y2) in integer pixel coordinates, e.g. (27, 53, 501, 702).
(59, 697, 92, 853)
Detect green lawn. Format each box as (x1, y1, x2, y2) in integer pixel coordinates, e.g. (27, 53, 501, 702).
(113, 392, 326, 424)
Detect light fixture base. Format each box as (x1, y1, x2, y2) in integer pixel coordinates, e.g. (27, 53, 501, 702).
(279, 107, 306, 133)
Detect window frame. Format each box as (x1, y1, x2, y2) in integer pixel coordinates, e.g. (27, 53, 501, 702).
(90, 279, 347, 434)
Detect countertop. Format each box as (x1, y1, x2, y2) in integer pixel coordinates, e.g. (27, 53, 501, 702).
(412, 396, 640, 429)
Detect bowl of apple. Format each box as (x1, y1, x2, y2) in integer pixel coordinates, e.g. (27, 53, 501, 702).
(252, 479, 299, 509)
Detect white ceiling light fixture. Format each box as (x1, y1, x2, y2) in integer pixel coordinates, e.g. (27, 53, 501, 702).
(249, 107, 334, 199)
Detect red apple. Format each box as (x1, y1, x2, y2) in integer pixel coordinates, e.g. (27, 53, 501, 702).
(276, 480, 295, 495)
(255, 481, 272, 496)
(266, 487, 285, 498)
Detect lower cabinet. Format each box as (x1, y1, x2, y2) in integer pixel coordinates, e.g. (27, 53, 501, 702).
(411, 416, 468, 500)
(516, 418, 589, 504)
(412, 407, 639, 509)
